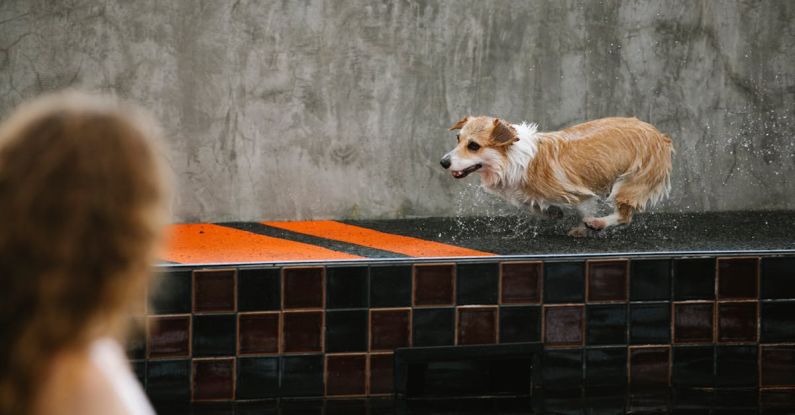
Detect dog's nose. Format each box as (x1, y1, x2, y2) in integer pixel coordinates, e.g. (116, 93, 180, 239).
(440, 156, 451, 169)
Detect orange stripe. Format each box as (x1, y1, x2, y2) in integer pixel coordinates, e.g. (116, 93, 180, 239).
(163, 223, 363, 264)
(262, 220, 494, 258)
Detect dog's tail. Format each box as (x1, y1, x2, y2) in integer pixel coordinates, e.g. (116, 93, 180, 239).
(610, 131, 673, 211)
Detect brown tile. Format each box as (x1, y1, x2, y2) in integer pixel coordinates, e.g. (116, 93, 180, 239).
(674, 302, 714, 344)
(587, 260, 628, 302)
(370, 309, 411, 351)
(282, 311, 323, 353)
(192, 358, 234, 401)
(458, 307, 498, 345)
(544, 305, 584, 346)
(283, 267, 324, 309)
(630, 346, 670, 387)
(369, 353, 394, 395)
(325, 354, 366, 396)
(148, 315, 190, 358)
(238, 312, 280, 355)
(414, 264, 454, 306)
(501, 262, 542, 304)
(194, 269, 236, 313)
(718, 257, 759, 299)
(761, 345, 795, 387)
(718, 302, 757, 342)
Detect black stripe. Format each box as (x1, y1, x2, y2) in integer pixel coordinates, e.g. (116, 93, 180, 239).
(217, 222, 410, 259)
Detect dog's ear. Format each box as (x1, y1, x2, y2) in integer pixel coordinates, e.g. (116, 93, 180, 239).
(491, 118, 519, 145)
(448, 116, 469, 131)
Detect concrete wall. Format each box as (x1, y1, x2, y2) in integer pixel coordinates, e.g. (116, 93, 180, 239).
(1, 0, 793, 222)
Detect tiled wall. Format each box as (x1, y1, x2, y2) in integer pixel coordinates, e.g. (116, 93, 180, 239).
(132, 255, 795, 403)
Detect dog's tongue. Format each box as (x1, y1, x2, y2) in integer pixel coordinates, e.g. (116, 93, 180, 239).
(452, 171, 464, 178)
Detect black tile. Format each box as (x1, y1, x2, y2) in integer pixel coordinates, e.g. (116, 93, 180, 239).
(761, 257, 795, 299)
(761, 345, 795, 387)
(326, 266, 368, 309)
(542, 349, 583, 390)
(630, 303, 671, 344)
(586, 347, 627, 387)
(237, 268, 280, 311)
(127, 324, 146, 360)
(192, 314, 236, 357)
(237, 356, 279, 399)
(325, 309, 368, 353)
(456, 263, 499, 305)
(544, 262, 585, 303)
(132, 360, 146, 387)
(146, 359, 190, 403)
(673, 258, 716, 300)
(587, 304, 627, 345)
(150, 270, 192, 314)
(412, 307, 454, 347)
(672, 346, 714, 387)
(281, 355, 323, 397)
(716, 345, 757, 387)
(370, 265, 412, 308)
(630, 259, 671, 301)
(761, 301, 795, 342)
(499, 306, 541, 343)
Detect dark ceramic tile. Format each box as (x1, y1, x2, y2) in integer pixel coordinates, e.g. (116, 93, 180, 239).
(673, 258, 716, 300)
(458, 307, 498, 345)
(588, 260, 628, 302)
(369, 353, 394, 395)
(147, 359, 190, 403)
(193, 358, 234, 401)
(716, 345, 757, 387)
(629, 347, 669, 387)
(193, 314, 236, 357)
(587, 304, 627, 345)
(674, 302, 714, 344)
(718, 257, 759, 300)
(370, 309, 411, 350)
(148, 315, 190, 358)
(761, 301, 795, 342)
(326, 266, 368, 309)
(370, 265, 411, 308)
(501, 262, 542, 304)
(672, 346, 715, 387)
(237, 268, 280, 311)
(630, 303, 671, 344)
(282, 267, 324, 309)
(194, 269, 236, 313)
(132, 361, 146, 387)
(761, 388, 795, 410)
(761, 257, 795, 299)
(281, 354, 324, 397)
(236, 357, 278, 400)
(325, 354, 367, 396)
(282, 311, 323, 353)
(499, 305, 541, 343)
(544, 262, 585, 303)
(238, 313, 279, 355)
(412, 307, 454, 347)
(544, 306, 584, 346)
(630, 259, 671, 301)
(542, 349, 583, 390)
(586, 347, 627, 387)
(456, 263, 499, 305)
(127, 320, 146, 359)
(761, 345, 795, 386)
(413, 264, 454, 306)
(718, 302, 757, 342)
(325, 309, 368, 353)
(151, 270, 192, 314)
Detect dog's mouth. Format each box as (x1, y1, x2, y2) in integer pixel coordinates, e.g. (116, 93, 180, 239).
(451, 163, 482, 179)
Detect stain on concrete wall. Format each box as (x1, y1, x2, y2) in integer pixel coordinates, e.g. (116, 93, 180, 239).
(1, 0, 793, 222)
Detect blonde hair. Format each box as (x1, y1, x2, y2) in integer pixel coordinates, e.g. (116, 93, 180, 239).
(0, 92, 170, 414)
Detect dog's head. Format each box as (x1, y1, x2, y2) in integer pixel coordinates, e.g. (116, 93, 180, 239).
(440, 116, 519, 179)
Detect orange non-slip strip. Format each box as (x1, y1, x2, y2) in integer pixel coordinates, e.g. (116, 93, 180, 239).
(262, 220, 494, 258)
(163, 223, 363, 264)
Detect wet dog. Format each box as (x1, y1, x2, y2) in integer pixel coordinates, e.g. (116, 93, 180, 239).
(440, 116, 673, 237)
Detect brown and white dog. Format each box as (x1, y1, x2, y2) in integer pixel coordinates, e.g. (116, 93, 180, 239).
(440, 116, 673, 237)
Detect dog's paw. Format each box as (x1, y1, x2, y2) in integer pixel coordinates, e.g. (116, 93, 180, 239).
(584, 217, 607, 231)
(568, 226, 589, 238)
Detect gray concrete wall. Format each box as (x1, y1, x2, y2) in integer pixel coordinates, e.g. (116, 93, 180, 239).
(1, 0, 793, 222)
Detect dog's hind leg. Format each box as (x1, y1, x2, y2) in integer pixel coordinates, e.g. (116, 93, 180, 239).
(583, 203, 634, 231)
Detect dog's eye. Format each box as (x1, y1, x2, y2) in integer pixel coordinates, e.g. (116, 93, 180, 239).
(467, 141, 481, 151)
